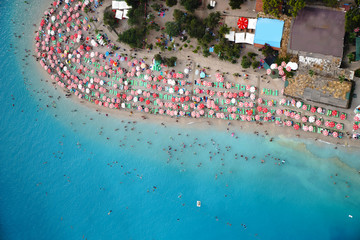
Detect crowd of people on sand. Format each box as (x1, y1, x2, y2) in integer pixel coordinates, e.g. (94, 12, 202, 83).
(33, 0, 360, 142)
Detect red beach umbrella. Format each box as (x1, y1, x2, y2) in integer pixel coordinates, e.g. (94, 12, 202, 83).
(237, 17, 248, 29)
(353, 124, 359, 130)
(332, 110, 337, 116)
(294, 124, 300, 130)
(146, 99, 151, 105)
(310, 107, 316, 113)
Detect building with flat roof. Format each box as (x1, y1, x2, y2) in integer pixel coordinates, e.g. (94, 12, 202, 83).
(254, 18, 284, 49)
(288, 7, 345, 65)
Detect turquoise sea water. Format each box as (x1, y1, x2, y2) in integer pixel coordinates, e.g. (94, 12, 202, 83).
(1, 0, 360, 239)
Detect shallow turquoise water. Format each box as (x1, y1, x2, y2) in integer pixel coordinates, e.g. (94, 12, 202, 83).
(0, 0, 360, 239)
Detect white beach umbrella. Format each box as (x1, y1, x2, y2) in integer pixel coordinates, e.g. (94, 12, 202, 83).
(296, 101, 302, 108)
(291, 62, 298, 71)
(100, 80, 104, 85)
(133, 97, 138, 102)
(121, 103, 125, 108)
(137, 89, 142, 94)
(309, 116, 315, 123)
(250, 86, 255, 93)
(86, 88, 90, 94)
(179, 89, 184, 94)
(184, 68, 189, 74)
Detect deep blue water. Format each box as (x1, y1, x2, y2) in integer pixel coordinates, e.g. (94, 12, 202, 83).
(1, 0, 360, 239)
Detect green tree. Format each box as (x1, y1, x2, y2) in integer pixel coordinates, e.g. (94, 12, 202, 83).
(204, 12, 221, 29)
(252, 61, 260, 69)
(347, 52, 355, 63)
(154, 54, 162, 62)
(151, 3, 161, 11)
(173, 9, 186, 22)
(118, 28, 145, 48)
(165, 22, 181, 37)
(103, 11, 117, 28)
(229, 0, 244, 9)
(263, 0, 281, 17)
(261, 44, 277, 58)
(241, 56, 252, 68)
(218, 24, 230, 38)
(166, 0, 177, 7)
(323, 0, 338, 7)
(247, 52, 258, 59)
(345, 5, 360, 33)
(309, 69, 314, 77)
(164, 56, 177, 67)
(338, 75, 345, 83)
(355, 68, 360, 78)
(203, 48, 211, 57)
(127, 4, 145, 26)
(287, 0, 305, 17)
(180, 0, 201, 12)
(187, 18, 205, 39)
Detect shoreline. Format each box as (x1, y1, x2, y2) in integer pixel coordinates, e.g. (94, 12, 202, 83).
(32, 0, 360, 150)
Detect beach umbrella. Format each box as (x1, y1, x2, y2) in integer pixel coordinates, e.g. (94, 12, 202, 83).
(302, 116, 308, 123)
(310, 107, 316, 113)
(340, 113, 346, 120)
(286, 121, 292, 126)
(294, 124, 300, 130)
(323, 130, 329, 136)
(316, 119, 322, 126)
(332, 132, 338, 138)
(237, 17, 248, 29)
(309, 116, 315, 123)
(353, 124, 359, 130)
(317, 107, 323, 114)
(336, 123, 342, 130)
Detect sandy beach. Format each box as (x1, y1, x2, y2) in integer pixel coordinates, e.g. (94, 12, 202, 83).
(33, 0, 360, 149)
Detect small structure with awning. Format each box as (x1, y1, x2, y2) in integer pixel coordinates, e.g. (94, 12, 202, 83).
(112, 1, 131, 19)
